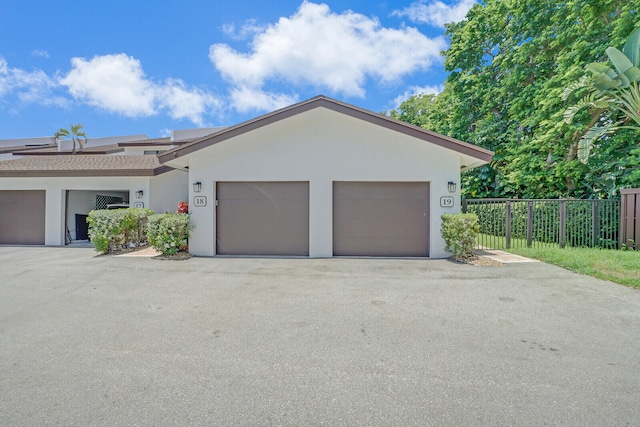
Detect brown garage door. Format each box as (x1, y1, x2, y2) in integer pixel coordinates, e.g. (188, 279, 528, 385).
(0, 190, 46, 245)
(333, 182, 429, 257)
(216, 182, 309, 256)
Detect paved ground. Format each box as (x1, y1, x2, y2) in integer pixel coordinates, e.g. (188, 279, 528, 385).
(1, 247, 639, 426)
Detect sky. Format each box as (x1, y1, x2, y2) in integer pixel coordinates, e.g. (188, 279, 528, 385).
(0, 0, 476, 139)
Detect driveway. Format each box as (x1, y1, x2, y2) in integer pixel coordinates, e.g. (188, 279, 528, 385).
(1, 247, 639, 426)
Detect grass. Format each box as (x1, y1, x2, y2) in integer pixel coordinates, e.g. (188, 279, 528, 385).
(504, 246, 640, 288)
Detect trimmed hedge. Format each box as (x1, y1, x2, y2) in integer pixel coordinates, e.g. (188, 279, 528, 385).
(147, 213, 192, 255)
(441, 213, 480, 258)
(87, 208, 154, 254)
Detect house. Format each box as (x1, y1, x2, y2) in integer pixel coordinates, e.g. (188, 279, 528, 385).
(0, 96, 493, 258)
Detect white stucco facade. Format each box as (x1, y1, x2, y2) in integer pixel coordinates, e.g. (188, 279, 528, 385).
(184, 107, 464, 258)
(0, 172, 187, 245)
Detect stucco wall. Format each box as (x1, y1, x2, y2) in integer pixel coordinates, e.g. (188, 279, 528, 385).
(1, 177, 151, 245)
(1, 167, 187, 246)
(150, 169, 188, 214)
(186, 107, 461, 258)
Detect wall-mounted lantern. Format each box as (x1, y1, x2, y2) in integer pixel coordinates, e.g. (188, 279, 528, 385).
(193, 181, 202, 193)
(135, 190, 144, 199)
(447, 181, 457, 193)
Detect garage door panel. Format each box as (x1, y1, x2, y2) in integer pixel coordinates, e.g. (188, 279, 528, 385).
(216, 182, 309, 256)
(336, 199, 430, 220)
(334, 218, 427, 238)
(333, 182, 429, 257)
(335, 237, 427, 257)
(334, 182, 428, 200)
(217, 182, 303, 200)
(0, 190, 46, 245)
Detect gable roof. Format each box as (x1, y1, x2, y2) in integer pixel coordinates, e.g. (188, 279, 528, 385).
(0, 155, 172, 177)
(159, 95, 494, 169)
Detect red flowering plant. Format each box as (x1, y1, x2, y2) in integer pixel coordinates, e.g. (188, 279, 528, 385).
(176, 201, 188, 214)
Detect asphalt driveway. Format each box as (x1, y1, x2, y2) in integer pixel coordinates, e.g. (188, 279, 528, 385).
(1, 247, 639, 426)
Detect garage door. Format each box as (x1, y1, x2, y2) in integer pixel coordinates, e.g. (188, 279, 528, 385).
(333, 182, 429, 257)
(216, 182, 309, 256)
(0, 190, 46, 245)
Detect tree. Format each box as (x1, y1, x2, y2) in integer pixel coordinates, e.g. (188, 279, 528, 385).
(563, 27, 640, 162)
(54, 124, 87, 155)
(390, 0, 640, 199)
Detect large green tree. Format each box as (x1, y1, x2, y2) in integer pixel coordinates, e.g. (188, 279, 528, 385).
(391, 0, 639, 199)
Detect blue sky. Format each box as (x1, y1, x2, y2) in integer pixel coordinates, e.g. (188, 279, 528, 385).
(0, 0, 476, 139)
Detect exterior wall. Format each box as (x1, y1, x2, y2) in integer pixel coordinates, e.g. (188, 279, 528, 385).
(0, 177, 151, 245)
(187, 107, 461, 258)
(149, 169, 189, 213)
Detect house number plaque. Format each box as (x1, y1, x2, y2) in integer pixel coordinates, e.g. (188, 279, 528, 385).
(194, 196, 207, 207)
(440, 196, 454, 208)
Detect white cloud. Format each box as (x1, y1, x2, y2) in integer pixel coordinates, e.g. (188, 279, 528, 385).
(210, 1, 446, 112)
(392, 0, 476, 28)
(60, 54, 220, 125)
(0, 56, 66, 107)
(158, 79, 220, 126)
(392, 84, 444, 107)
(230, 86, 298, 113)
(31, 49, 50, 58)
(222, 19, 267, 40)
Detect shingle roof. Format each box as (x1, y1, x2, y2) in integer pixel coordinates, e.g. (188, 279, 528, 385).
(0, 155, 172, 177)
(13, 143, 124, 155)
(0, 144, 57, 154)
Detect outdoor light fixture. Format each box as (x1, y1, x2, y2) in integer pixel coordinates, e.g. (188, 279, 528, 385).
(193, 181, 202, 193)
(135, 190, 144, 199)
(447, 181, 457, 193)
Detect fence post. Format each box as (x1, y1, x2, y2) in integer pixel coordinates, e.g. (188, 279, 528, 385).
(559, 200, 567, 248)
(462, 198, 468, 213)
(505, 200, 512, 249)
(592, 201, 599, 248)
(527, 201, 533, 247)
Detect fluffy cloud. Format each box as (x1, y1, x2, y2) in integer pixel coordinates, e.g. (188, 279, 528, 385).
(392, 84, 444, 107)
(0, 57, 66, 107)
(392, 0, 476, 28)
(60, 54, 220, 125)
(222, 19, 267, 41)
(210, 1, 446, 112)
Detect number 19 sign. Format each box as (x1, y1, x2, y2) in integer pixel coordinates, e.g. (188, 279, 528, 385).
(440, 196, 454, 208)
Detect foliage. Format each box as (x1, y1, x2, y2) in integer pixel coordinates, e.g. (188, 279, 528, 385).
(563, 27, 640, 162)
(441, 213, 480, 258)
(147, 213, 192, 255)
(507, 246, 640, 288)
(54, 124, 87, 155)
(389, 0, 640, 199)
(87, 208, 154, 254)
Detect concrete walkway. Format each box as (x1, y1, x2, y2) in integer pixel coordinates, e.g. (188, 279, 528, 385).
(475, 248, 539, 263)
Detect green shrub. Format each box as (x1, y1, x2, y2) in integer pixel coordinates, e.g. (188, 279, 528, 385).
(146, 213, 192, 255)
(441, 213, 480, 258)
(87, 208, 154, 254)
